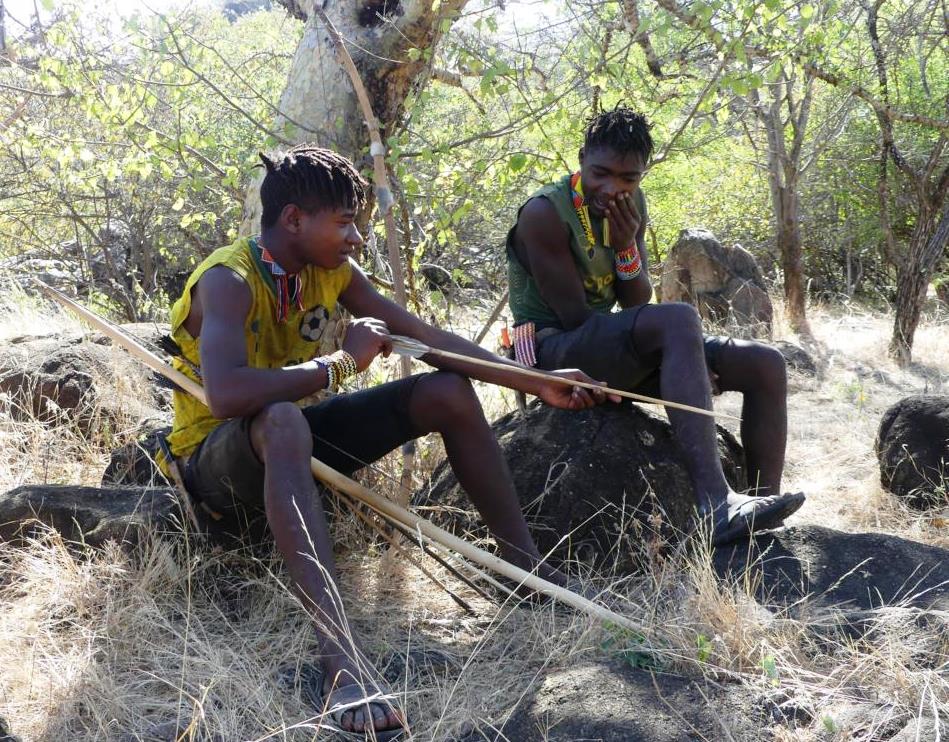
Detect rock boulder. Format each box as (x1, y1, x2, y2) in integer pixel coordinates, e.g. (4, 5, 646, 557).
(0, 325, 173, 433)
(416, 401, 746, 572)
(876, 395, 949, 508)
(0, 484, 188, 548)
(660, 229, 773, 339)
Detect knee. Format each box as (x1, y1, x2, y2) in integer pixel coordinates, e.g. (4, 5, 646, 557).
(656, 302, 704, 341)
(748, 344, 787, 394)
(415, 372, 482, 421)
(251, 402, 311, 458)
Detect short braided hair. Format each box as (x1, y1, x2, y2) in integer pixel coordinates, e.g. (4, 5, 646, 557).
(583, 107, 654, 162)
(258, 145, 369, 229)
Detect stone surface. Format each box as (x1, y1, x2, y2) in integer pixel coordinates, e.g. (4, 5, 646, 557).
(0, 325, 172, 433)
(889, 716, 942, 741)
(876, 395, 949, 508)
(660, 228, 773, 339)
(714, 525, 949, 614)
(417, 401, 746, 572)
(773, 340, 818, 376)
(493, 661, 762, 741)
(0, 484, 188, 548)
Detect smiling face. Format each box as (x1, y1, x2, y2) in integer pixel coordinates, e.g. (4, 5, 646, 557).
(278, 203, 363, 271)
(578, 146, 648, 218)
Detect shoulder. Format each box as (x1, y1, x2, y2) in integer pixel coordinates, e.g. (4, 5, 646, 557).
(197, 265, 252, 317)
(516, 196, 569, 246)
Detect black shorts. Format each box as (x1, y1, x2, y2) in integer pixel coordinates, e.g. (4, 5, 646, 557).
(535, 307, 728, 396)
(182, 374, 427, 520)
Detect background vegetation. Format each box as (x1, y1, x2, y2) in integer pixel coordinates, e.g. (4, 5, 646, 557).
(1, 0, 945, 338)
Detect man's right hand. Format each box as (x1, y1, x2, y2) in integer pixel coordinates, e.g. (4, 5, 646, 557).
(341, 317, 393, 371)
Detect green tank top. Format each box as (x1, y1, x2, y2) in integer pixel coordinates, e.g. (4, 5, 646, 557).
(165, 236, 352, 458)
(506, 173, 647, 328)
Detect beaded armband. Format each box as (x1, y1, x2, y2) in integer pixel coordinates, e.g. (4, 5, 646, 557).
(614, 245, 642, 281)
(317, 349, 358, 392)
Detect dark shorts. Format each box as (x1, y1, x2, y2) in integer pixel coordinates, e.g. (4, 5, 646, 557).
(535, 307, 728, 396)
(182, 374, 427, 520)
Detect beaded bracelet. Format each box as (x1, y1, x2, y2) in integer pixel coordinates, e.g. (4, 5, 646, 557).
(614, 245, 642, 281)
(317, 349, 358, 392)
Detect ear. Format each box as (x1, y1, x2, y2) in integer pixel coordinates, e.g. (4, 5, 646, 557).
(280, 203, 302, 233)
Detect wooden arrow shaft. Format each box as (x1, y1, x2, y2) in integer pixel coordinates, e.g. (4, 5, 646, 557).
(415, 344, 741, 423)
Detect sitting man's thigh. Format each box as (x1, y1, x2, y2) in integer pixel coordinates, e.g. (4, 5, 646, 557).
(536, 308, 655, 391)
(303, 374, 429, 476)
(183, 415, 268, 519)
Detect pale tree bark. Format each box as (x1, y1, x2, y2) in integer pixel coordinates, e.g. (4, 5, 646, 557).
(241, 0, 469, 232)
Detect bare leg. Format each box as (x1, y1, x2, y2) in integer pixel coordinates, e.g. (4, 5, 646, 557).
(631, 303, 731, 510)
(713, 340, 788, 496)
(406, 372, 568, 586)
(250, 403, 401, 735)
(630, 304, 804, 543)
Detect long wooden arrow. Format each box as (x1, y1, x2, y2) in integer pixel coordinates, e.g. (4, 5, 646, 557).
(34, 279, 659, 643)
(389, 334, 740, 422)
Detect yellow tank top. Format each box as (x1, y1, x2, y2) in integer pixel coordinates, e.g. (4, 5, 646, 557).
(165, 236, 352, 458)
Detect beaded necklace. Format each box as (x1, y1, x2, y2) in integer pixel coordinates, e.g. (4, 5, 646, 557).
(253, 237, 304, 324)
(569, 172, 610, 259)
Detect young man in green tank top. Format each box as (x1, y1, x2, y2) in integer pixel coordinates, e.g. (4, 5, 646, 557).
(506, 108, 805, 549)
(167, 146, 609, 740)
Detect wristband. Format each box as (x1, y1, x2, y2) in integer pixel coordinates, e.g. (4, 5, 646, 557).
(614, 245, 642, 281)
(316, 350, 358, 392)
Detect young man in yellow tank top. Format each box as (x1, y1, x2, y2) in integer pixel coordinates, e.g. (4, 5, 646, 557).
(166, 146, 608, 740)
(506, 108, 805, 549)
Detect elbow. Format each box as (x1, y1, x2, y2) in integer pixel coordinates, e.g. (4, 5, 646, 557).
(204, 384, 239, 420)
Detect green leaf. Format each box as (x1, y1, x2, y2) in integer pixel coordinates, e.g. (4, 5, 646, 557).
(508, 153, 527, 172)
(172, 196, 185, 211)
(800, 4, 815, 19)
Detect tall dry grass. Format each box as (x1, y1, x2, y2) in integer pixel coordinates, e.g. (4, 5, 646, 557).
(1, 287, 947, 740)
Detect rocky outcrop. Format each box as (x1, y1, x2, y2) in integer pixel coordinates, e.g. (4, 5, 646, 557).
(660, 229, 773, 339)
(876, 395, 949, 508)
(416, 401, 747, 572)
(494, 661, 764, 741)
(0, 484, 187, 548)
(0, 325, 173, 433)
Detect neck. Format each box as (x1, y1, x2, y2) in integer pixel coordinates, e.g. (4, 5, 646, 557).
(259, 227, 304, 274)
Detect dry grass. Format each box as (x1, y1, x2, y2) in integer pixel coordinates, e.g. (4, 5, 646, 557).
(1, 288, 947, 740)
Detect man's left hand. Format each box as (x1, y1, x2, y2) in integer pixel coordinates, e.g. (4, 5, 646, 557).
(535, 369, 621, 410)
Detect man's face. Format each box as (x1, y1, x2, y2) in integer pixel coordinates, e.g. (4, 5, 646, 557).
(293, 206, 363, 269)
(578, 146, 647, 218)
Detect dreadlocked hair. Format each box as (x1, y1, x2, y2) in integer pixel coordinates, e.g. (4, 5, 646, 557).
(583, 107, 654, 162)
(258, 145, 369, 228)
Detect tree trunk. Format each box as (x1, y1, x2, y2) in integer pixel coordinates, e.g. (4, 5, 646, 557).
(241, 0, 468, 232)
(776, 184, 811, 335)
(890, 205, 949, 365)
(761, 98, 811, 337)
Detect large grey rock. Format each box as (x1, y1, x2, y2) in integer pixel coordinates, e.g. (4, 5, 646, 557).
(493, 661, 763, 741)
(714, 525, 949, 614)
(0, 325, 172, 433)
(0, 484, 187, 547)
(416, 401, 746, 572)
(876, 395, 949, 508)
(660, 229, 773, 339)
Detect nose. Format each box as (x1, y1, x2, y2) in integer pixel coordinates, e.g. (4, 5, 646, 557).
(346, 224, 364, 246)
